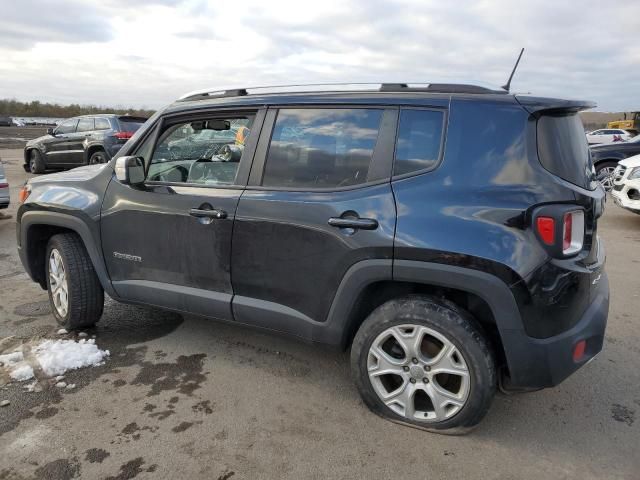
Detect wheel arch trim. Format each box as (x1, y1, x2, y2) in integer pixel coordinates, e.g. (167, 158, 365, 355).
(19, 211, 116, 297)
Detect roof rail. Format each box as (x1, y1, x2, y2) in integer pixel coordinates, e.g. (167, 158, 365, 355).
(177, 82, 506, 102)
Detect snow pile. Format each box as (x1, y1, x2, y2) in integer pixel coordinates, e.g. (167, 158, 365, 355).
(0, 351, 34, 381)
(0, 339, 109, 382)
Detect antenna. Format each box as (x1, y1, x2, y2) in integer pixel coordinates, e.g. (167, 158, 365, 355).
(502, 48, 525, 92)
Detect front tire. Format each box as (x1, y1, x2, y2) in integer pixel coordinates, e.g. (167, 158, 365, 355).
(46, 233, 104, 329)
(29, 149, 46, 174)
(351, 295, 496, 434)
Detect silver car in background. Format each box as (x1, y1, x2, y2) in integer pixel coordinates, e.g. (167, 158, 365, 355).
(0, 157, 10, 210)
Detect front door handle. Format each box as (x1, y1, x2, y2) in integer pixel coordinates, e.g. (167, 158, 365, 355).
(189, 208, 227, 219)
(328, 217, 378, 230)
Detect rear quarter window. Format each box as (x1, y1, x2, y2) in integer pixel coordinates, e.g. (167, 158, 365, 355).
(537, 114, 594, 189)
(394, 109, 445, 176)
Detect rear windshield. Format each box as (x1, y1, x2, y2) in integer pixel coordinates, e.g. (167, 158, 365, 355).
(537, 114, 594, 189)
(117, 117, 146, 133)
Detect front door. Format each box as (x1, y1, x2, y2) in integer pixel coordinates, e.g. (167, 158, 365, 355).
(101, 109, 263, 319)
(45, 118, 79, 165)
(230, 107, 397, 336)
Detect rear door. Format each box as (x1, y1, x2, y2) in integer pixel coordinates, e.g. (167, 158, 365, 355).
(101, 109, 264, 319)
(230, 106, 397, 337)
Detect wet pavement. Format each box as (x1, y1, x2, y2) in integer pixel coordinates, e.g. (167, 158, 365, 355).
(0, 148, 638, 479)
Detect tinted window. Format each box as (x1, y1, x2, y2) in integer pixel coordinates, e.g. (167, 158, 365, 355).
(95, 117, 111, 130)
(538, 114, 593, 189)
(77, 118, 94, 132)
(262, 108, 383, 189)
(394, 109, 444, 176)
(118, 118, 146, 133)
(147, 116, 253, 185)
(55, 118, 78, 135)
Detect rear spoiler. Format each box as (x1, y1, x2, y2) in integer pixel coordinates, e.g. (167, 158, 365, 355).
(515, 95, 596, 116)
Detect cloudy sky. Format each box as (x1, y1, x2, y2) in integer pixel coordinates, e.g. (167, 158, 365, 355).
(0, 0, 638, 111)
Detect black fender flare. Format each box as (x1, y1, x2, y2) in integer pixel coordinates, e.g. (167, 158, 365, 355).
(18, 211, 116, 297)
(320, 259, 532, 386)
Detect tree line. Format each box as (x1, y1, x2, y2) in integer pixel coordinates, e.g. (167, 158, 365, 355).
(0, 99, 155, 119)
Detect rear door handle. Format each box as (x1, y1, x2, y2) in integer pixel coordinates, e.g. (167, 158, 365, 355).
(189, 208, 227, 219)
(328, 217, 378, 230)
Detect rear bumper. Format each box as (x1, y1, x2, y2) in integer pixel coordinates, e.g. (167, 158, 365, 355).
(502, 272, 609, 389)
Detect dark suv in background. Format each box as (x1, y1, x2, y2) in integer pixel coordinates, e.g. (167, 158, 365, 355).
(23, 114, 147, 173)
(15, 83, 608, 433)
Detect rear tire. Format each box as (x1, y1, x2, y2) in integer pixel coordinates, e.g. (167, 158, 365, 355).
(45, 233, 104, 330)
(88, 150, 107, 165)
(595, 161, 618, 192)
(351, 295, 496, 434)
(29, 149, 46, 174)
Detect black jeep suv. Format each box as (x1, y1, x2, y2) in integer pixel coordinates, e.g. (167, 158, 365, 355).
(16, 84, 608, 433)
(23, 114, 147, 173)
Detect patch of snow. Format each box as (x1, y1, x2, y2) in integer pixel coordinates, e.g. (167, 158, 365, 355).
(10, 364, 34, 381)
(66, 384, 75, 389)
(0, 400, 9, 407)
(35, 339, 109, 377)
(0, 339, 109, 383)
(78, 332, 88, 338)
(57, 329, 68, 335)
(0, 351, 24, 366)
(55, 381, 67, 388)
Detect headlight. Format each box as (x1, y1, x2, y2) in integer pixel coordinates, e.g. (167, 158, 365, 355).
(628, 167, 640, 180)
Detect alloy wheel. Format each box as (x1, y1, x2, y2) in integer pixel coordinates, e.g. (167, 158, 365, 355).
(597, 166, 617, 192)
(49, 249, 69, 318)
(367, 324, 470, 422)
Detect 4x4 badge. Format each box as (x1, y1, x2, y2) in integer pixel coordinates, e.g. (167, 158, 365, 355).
(113, 251, 142, 263)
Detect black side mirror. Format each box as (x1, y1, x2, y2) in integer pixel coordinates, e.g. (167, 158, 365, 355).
(115, 156, 145, 185)
(47, 127, 55, 135)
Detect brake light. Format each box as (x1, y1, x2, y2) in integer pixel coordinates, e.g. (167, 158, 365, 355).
(113, 131, 133, 140)
(562, 210, 584, 255)
(0, 182, 8, 188)
(536, 217, 555, 245)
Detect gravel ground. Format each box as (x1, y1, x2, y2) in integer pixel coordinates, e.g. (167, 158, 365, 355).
(0, 147, 638, 479)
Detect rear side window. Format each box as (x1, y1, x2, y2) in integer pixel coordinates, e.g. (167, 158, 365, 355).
(77, 118, 94, 132)
(262, 108, 383, 189)
(394, 109, 444, 176)
(95, 117, 111, 130)
(537, 114, 593, 189)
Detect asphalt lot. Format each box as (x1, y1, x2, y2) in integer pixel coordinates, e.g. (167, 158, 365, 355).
(0, 146, 638, 480)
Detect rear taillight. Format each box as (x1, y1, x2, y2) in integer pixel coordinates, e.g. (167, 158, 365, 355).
(533, 206, 585, 258)
(113, 131, 133, 140)
(535, 217, 555, 245)
(0, 182, 8, 188)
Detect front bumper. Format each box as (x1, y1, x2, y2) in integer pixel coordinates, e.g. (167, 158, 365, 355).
(501, 272, 609, 389)
(611, 182, 640, 213)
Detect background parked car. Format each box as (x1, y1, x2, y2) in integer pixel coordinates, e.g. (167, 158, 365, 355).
(0, 157, 10, 211)
(586, 128, 632, 145)
(591, 135, 640, 191)
(611, 153, 640, 214)
(23, 114, 147, 174)
(0, 116, 12, 126)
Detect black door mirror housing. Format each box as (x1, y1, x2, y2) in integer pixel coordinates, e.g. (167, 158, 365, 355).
(115, 156, 145, 185)
(47, 127, 55, 135)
